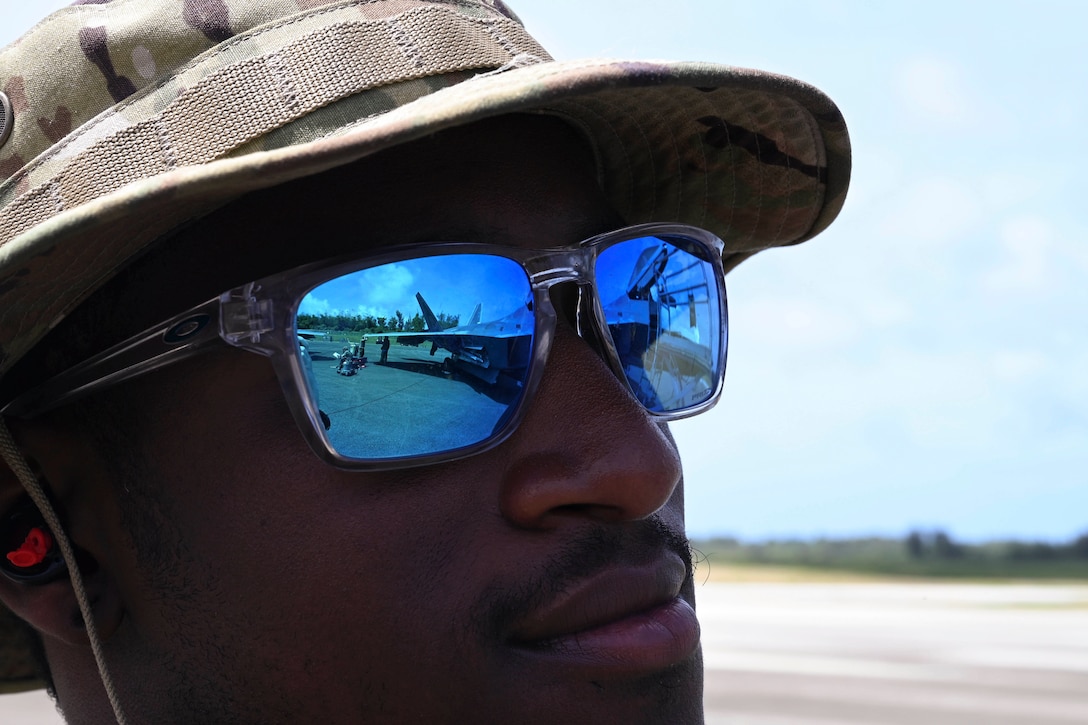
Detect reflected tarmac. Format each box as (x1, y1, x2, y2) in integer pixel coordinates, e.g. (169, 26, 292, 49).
(7, 582, 1088, 722)
(307, 339, 521, 459)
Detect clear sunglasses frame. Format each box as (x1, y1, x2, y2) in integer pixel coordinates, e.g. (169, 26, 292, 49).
(3, 223, 728, 471)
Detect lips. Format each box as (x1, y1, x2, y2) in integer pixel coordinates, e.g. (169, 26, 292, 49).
(507, 553, 701, 676)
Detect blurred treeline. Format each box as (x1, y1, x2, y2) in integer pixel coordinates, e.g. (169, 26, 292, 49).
(693, 531, 1088, 579)
(297, 310, 460, 334)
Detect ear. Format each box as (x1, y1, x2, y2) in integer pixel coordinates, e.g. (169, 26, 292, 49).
(0, 418, 125, 648)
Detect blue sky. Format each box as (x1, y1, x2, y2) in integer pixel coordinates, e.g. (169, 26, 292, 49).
(5, 2, 1085, 542)
(300, 254, 530, 324)
(510, 0, 1087, 542)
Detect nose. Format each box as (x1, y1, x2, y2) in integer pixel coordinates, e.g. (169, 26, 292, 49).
(498, 316, 683, 530)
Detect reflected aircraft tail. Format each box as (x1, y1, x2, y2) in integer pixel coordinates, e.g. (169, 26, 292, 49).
(416, 292, 443, 332)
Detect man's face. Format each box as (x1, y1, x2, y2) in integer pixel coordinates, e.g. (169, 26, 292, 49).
(4, 116, 703, 723)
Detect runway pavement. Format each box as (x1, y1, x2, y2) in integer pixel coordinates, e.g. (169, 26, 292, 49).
(6, 581, 1088, 723)
(698, 581, 1088, 724)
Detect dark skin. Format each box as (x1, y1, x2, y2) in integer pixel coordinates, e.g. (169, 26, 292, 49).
(0, 116, 704, 724)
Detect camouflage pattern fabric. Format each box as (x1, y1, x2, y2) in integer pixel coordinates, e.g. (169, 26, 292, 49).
(0, 0, 850, 691)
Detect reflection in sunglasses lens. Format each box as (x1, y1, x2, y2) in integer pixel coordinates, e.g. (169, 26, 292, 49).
(597, 237, 721, 413)
(298, 254, 533, 460)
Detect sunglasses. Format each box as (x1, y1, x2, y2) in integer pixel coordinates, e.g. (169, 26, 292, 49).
(3, 224, 728, 469)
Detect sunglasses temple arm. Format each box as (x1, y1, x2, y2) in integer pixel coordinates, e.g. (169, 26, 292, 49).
(2, 297, 224, 419)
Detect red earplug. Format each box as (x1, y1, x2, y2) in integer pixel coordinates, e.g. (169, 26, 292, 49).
(6, 527, 53, 568)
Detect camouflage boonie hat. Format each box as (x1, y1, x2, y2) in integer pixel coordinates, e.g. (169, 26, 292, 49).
(0, 0, 850, 692)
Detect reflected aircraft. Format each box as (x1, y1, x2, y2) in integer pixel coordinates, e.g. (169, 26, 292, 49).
(296, 329, 331, 340)
(366, 292, 533, 384)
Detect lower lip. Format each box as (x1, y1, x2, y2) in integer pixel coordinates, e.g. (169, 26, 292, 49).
(514, 597, 701, 677)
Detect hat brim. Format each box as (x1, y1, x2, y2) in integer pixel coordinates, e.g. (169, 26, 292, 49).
(0, 57, 849, 379)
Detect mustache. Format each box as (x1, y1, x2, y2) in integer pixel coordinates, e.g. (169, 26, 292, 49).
(474, 515, 693, 640)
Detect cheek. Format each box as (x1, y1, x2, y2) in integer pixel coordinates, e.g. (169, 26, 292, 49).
(133, 349, 310, 488)
(121, 352, 493, 665)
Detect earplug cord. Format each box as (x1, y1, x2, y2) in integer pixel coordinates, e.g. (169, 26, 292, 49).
(0, 419, 129, 725)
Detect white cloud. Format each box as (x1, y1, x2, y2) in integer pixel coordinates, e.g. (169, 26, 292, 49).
(991, 350, 1048, 382)
(877, 176, 984, 245)
(741, 297, 859, 349)
(354, 262, 413, 310)
(896, 56, 975, 129)
(860, 298, 913, 328)
(300, 263, 414, 320)
(981, 216, 1053, 294)
(298, 294, 331, 316)
(979, 172, 1045, 209)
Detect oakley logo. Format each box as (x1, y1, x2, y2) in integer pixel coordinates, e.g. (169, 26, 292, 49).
(164, 314, 210, 344)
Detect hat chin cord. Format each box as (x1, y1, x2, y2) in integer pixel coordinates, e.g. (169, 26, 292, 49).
(0, 420, 130, 725)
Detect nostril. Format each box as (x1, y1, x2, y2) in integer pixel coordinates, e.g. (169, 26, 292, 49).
(551, 503, 623, 520)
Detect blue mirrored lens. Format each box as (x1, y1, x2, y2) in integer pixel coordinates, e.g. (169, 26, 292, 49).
(596, 235, 723, 412)
(297, 254, 533, 460)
